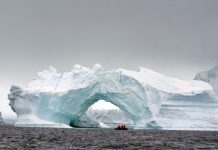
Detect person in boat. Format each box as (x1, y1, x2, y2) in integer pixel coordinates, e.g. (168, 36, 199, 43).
(114, 123, 128, 130)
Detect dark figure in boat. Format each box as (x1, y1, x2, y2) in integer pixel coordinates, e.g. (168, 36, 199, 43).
(114, 124, 128, 130)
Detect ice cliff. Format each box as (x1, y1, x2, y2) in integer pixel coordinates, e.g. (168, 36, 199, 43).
(194, 65, 218, 95)
(8, 64, 218, 129)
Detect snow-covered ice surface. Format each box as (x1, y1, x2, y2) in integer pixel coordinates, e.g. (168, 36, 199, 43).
(8, 64, 218, 130)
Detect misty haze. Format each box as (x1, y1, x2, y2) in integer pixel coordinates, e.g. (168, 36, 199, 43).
(0, 0, 218, 149)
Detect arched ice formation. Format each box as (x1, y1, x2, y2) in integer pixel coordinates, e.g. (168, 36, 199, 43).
(8, 64, 218, 128)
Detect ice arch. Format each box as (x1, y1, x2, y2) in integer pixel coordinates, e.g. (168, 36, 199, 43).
(8, 83, 160, 128)
(34, 78, 160, 128)
(8, 64, 217, 129)
(67, 91, 155, 128)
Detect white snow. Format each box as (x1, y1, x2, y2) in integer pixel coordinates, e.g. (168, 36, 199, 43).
(121, 67, 212, 94)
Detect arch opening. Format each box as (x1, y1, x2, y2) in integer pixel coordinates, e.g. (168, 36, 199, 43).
(69, 100, 134, 128)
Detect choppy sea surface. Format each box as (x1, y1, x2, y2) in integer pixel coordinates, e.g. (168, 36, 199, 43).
(0, 124, 218, 149)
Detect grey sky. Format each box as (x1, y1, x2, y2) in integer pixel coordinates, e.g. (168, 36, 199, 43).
(0, 0, 218, 116)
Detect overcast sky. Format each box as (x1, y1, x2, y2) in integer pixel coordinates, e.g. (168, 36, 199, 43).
(0, 0, 218, 116)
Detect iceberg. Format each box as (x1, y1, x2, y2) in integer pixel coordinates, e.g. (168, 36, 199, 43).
(8, 64, 218, 129)
(194, 65, 218, 95)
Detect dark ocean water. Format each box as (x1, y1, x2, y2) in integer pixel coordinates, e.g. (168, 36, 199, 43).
(0, 124, 218, 149)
